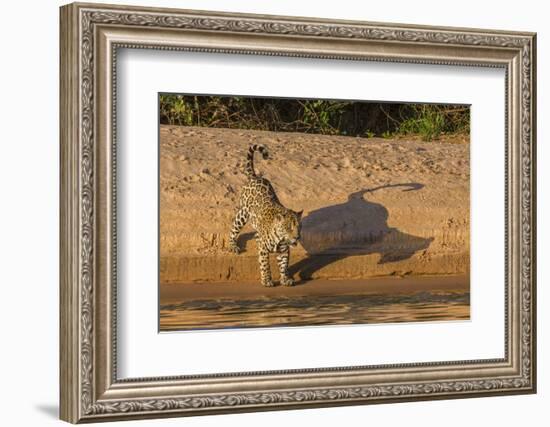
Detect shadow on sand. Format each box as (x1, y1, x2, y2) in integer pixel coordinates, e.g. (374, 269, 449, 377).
(289, 183, 433, 281)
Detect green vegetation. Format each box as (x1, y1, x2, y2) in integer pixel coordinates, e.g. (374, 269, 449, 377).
(159, 94, 469, 141)
(396, 105, 469, 141)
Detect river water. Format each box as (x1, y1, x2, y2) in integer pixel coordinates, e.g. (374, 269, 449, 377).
(160, 290, 469, 331)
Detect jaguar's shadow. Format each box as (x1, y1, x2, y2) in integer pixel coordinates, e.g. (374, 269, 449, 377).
(289, 183, 433, 282)
(237, 232, 256, 252)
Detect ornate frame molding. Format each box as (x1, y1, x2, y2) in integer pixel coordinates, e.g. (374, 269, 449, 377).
(60, 2, 536, 423)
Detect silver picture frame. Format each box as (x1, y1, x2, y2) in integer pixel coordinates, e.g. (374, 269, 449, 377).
(60, 2, 536, 422)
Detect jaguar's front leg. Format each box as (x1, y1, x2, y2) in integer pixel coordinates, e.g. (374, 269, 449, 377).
(277, 245, 294, 286)
(258, 248, 274, 287)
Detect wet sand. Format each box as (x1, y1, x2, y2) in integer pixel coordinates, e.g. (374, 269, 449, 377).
(160, 275, 469, 331)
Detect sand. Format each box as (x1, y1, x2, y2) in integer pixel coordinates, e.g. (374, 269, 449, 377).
(160, 274, 469, 302)
(160, 125, 469, 284)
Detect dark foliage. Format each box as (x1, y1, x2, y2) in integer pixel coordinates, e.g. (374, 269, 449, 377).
(160, 94, 469, 141)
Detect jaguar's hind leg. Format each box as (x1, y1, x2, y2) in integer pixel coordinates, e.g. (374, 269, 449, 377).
(277, 245, 294, 286)
(228, 207, 249, 254)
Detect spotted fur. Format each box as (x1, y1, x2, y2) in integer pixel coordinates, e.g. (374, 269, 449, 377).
(229, 144, 303, 287)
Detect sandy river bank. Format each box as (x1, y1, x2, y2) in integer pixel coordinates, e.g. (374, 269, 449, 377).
(160, 125, 469, 284)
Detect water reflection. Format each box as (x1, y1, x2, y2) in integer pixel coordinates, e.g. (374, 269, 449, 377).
(160, 290, 469, 331)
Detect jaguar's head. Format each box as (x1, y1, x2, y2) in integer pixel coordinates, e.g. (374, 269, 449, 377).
(276, 209, 303, 247)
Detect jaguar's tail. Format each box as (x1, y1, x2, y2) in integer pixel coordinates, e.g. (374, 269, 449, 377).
(244, 144, 269, 178)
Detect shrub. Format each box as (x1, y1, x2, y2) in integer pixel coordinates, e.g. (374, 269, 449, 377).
(159, 94, 469, 141)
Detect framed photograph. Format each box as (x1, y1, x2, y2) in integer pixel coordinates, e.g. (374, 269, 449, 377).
(60, 2, 536, 423)
(157, 94, 471, 332)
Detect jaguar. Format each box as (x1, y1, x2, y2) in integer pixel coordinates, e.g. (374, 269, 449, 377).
(228, 144, 302, 287)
